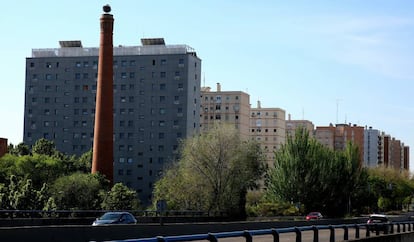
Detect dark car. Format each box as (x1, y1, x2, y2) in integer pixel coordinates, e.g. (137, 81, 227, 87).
(306, 212, 323, 221)
(92, 212, 137, 226)
(367, 214, 390, 232)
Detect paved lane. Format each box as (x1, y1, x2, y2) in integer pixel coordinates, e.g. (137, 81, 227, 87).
(188, 228, 371, 242)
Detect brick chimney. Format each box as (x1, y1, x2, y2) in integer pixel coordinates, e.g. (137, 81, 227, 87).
(91, 5, 114, 184)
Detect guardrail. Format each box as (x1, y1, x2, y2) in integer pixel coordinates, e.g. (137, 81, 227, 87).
(112, 221, 414, 242)
(0, 209, 213, 218)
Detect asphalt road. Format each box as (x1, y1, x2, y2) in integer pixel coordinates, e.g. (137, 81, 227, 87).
(189, 228, 373, 242)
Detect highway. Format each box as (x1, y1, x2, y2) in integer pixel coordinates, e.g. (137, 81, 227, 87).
(191, 228, 371, 242)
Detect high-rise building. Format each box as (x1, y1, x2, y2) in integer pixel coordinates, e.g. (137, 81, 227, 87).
(200, 83, 250, 138)
(285, 114, 314, 138)
(0, 138, 7, 158)
(24, 38, 201, 204)
(315, 123, 365, 163)
(364, 127, 381, 167)
(250, 100, 286, 166)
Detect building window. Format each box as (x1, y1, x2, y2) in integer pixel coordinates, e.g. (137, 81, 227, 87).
(160, 83, 166, 90)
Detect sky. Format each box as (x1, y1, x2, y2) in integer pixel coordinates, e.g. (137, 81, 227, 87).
(1, 1, 413, 169)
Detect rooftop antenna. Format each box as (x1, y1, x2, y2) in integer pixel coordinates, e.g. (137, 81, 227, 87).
(202, 72, 205, 87)
(336, 98, 342, 124)
(302, 107, 304, 120)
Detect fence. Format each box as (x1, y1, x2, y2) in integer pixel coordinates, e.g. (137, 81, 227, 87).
(112, 221, 414, 242)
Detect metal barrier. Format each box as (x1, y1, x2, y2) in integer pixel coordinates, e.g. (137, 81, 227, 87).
(112, 221, 414, 242)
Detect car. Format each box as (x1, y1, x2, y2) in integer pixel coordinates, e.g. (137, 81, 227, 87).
(306, 212, 323, 221)
(367, 214, 390, 232)
(92, 212, 137, 226)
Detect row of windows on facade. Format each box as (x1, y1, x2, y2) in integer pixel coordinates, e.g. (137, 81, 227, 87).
(29, 120, 184, 138)
(29, 84, 186, 99)
(202, 114, 239, 120)
(32, 71, 189, 82)
(30, 92, 186, 106)
(202, 95, 240, 101)
(202, 105, 241, 112)
(26, 132, 179, 151)
(251, 111, 279, 117)
(29, 58, 188, 69)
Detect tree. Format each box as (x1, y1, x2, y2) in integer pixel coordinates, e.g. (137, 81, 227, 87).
(3, 175, 49, 211)
(31, 138, 57, 156)
(153, 124, 266, 218)
(50, 173, 104, 210)
(265, 127, 363, 217)
(8, 143, 30, 156)
(100, 183, 140, 210)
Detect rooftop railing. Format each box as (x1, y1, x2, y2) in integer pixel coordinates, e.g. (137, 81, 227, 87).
(31, 45, 195, 58)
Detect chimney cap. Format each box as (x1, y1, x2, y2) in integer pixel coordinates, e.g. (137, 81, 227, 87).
(103, 4, 111, 13)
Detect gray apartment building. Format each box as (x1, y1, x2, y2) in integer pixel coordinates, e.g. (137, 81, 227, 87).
(364, 126, 381, 167)
(24, 38, 201, 204)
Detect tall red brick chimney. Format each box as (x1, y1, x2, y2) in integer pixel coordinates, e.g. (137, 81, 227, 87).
(92, 5, 114, 184)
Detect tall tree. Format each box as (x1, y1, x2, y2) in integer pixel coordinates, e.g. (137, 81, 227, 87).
(265, 127, 363, 217)
(153, 124, 266, 218)
(31, 138, 57, 156)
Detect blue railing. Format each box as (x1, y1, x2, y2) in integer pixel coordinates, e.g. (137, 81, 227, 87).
(112, 221, 414, 242)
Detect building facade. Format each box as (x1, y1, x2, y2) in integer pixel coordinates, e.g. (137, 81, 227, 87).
(250, 101, 286, 166)
(315, 123, 365, 164)
(0, 138, 7, 158)
(200, 83, 250, 138)
(24, 39, 201, 204)
(285, 114, 314, 139)
(364, 127, 381, 167)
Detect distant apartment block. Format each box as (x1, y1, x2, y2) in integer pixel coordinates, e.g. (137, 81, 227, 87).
(0, 138, 7, 157)
(250, 100, 286, 166)
(364, 127, 381, 167)
(200, 83, 250, 138)
(24, 38, 201, 204)
(379, 133, 409, 171)
(315, 123, 365, 163)
(285, 114, 314, 138)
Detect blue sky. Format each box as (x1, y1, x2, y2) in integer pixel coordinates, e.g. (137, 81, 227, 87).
(1, 1, 413, 169)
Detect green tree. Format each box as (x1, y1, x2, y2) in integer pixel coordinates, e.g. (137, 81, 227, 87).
(265, 127, 363, 217)
(8, 143, 30, 156)
(4, 175, 49, 211)
(31, 138, 57, 156)
(100, 183, 140, 210)
(50, 173, 104, 210)
(153, 124, 266, 218)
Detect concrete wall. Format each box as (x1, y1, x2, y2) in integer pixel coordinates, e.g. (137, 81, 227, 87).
(0, 218, 368, 242)
(0, 217, 412, 242)
(351, 232, 414, 242)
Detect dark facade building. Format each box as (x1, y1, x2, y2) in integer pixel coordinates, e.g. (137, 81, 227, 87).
(24, 38, 201, 204)
(0, 138, 7, 157)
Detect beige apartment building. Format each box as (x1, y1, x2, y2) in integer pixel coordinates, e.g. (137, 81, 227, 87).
(200, 83, 250, 138)
(250, 101, 286, 166)
(285, 114, 315, 139)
